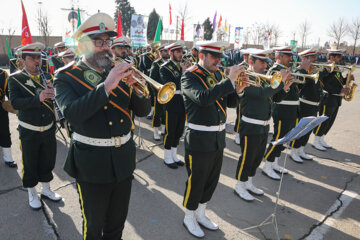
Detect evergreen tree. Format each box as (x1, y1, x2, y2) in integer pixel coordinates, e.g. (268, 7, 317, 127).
(114, 0, 136, 36)
(147, 9, 163, 41)
(203, 17, 214, 40)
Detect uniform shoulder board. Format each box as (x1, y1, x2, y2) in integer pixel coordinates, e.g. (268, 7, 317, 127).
(54, 61, 76, 75)
(187, 65, 198, 72)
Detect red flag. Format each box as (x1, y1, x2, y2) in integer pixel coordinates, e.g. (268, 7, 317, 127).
(21, 0, 33, 46)
(169, 3, 172, 25)
(180, 18, 184, 40)
(217, 15, 222, 29)
(116, 10, 123, 37)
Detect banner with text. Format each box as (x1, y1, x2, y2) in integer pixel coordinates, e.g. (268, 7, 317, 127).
(234, 27, 243, 49)
(130, 14, 148, 47)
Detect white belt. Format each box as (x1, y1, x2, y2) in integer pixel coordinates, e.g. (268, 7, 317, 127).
(277, 100, 300, 106)
(72, 132, 131, 148)
(188, 123, 226, 132)
(18, 120, 53, 132)
(175, 90, 182, 95)
(332, 93, 343, 97)
(241, 116, 270, 126)
(299, 98, 320, 106)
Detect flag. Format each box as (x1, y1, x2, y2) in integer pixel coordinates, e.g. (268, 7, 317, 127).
(169, 3, 172, 25)
(217, 15, 222, 29)
(5, 37, 14, 59)
(21, 0, 32, 46)
(77, 8, 81, 28)
(212, 11, 217, 30)
(224, 19, 228, 32)
(154, 18, 162, 42)
(180, 18, 184, 40)
(116, 10, 123, 37)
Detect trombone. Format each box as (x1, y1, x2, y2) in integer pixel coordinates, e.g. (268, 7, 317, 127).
(107, 55, 176, 104)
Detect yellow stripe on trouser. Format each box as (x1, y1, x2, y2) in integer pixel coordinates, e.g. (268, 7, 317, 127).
(77, 184, 88, 240)
(264, 120, 282, 160)
(20, 140, 24, 185)
(237, 136, 247, 180)
(315, 105, 326, 135)
(183, 155, 193, 208)
(163, 111, 169, 146)
(291, 118, 299, 147)
(152, 96, 156, 126)
(236, 104, 241, 132)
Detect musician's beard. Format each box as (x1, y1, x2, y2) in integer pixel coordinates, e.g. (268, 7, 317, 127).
(86, 50, 113, 69)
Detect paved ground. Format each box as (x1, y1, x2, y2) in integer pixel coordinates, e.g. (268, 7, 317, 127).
(0, 69, 359, 240)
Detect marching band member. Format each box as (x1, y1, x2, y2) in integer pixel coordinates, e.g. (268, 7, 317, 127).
(234, 49, 291, 201)
(54, 13, 151, 239)
(51, 41, 67, 70)
(181, 40, 247, 238)
(262, 46, 299, 180)
(149, 43, 169, 140)
(160, 40, 186, 169)
(58, 48, 76, 66)
(312, 48, 352, 150)
(8, 42, 61, 210)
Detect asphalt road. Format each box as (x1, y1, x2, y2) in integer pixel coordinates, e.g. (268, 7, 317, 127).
(0, 69, 359, 240)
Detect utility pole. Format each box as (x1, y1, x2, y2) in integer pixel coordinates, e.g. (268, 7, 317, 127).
(175, 16, 179, 40)
(228, 24, 231, 42)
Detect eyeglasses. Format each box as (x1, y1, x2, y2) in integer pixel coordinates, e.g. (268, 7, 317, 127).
(92, 39, 113, 47)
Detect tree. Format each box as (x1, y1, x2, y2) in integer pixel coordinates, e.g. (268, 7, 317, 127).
(114, 0, 135, 37)
(203, 17, 213, 40)
(36, 10, 51, 46)
(272, 25, 281, 46)
(348, 18, 360, 55)
(243, 29, 251, 48)
(147, 9, 162, 41)
(176, 1, 192, 40)
(328, 18, 348, 48)
(299, 20, 311, 49)
(249, 22, 265, 45)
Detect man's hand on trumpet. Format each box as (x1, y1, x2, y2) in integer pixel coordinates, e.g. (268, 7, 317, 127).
(280, 69, 293, 92)
(104, 62, 133, 93)
(229, 65, 250, 94)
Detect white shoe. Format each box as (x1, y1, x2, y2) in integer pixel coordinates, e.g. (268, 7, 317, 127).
(234, 134, 240, 145)
(313, 136, 327, 151)
(290, 148, 303, 163)
(153, 127, 161, 141)
(195, 203, 218, 230)
(146, 107, 154, 119)
(262, 161, 280, 180)
(171, 147, 184, 166)
(297, 147, 312, 160)
(28, 187, 41, 210)
(272, 157, 288, 174)
(245, 177, 264, 195)
(3, 147, 14, 163)
(183, 209, 205, 238)
(320, 136, 332, 148)
(41, 182, 62, 202)
(234, 181, 254, 201)
(164, 149, 177, 169)
(160, 124, 166, 135)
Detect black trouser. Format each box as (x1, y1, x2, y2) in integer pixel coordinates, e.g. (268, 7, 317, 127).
(0, 110, 11, 148)
(233, 104, 241, 133)
(293, 105, 318, 148)
(235, 133, 267, 182)
(77, 177, 132, 240)
(183, 148, 223, 210)
(164, 111, 185, 150)
(264, 118, 298, 162)
(21, 134, 56, 188)
(152, 96, 165, 127)
(313, 103, 339, 137)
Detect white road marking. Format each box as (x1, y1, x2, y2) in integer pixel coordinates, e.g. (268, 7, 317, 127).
(305, 190, 358, 240)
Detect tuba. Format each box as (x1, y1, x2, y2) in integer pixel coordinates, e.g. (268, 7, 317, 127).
(108, 56, 176, 104)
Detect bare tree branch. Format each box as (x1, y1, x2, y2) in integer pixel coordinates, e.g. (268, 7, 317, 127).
(299, 20, 311, 49)
(348, 17, 360, 54)
(36, 9, 52, 47)
(328, 18, 348, 48)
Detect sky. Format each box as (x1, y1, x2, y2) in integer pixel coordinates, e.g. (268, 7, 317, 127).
(1, 0, 360, 47)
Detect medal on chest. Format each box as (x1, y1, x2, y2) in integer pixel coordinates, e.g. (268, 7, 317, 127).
(84, 70, 102, 86)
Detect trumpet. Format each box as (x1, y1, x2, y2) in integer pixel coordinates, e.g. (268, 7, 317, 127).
(151, 42, 161, 59)
(334, 63, 356, 72)
(107, 55, 176, 104)
(290, 62, 336, 73)
(289, 72, 319, 84)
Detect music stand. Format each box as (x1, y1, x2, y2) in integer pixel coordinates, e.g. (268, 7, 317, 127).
(241, 116, 328, 240)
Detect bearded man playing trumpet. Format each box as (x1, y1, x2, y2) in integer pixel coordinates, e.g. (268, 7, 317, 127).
(54, 13, 151, 239)
(234, 49, 291, 201)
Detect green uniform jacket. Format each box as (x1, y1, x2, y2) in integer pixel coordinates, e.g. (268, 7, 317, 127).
(149, 58, 165, 99)
(240, 74, 284, 136)
(182, 64, 238, 152)
(139, 52, 156, 76)
(51, 56, 65, 71)
(8, 70, 55, 140)
(160, 60, 185, 113)
(54, 61, 151, 184)
(270, 63, 300, 120)
(322, 70, 346, 107)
